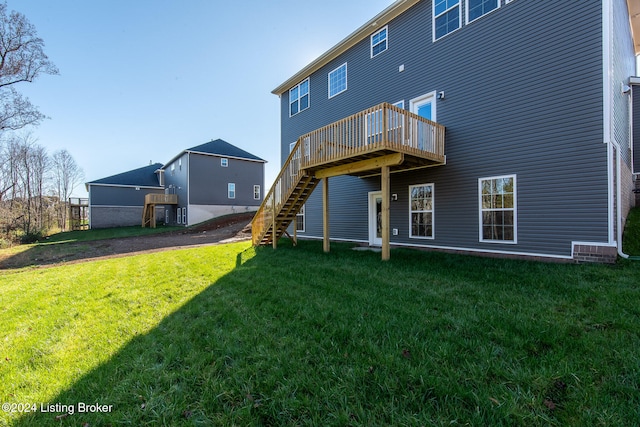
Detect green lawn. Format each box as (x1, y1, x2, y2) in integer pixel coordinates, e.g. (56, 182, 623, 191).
(41, 224, 183, 244)
(1, 237, 639, 426)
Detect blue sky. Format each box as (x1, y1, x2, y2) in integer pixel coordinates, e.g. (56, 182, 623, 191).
(7, 0, 394, 196)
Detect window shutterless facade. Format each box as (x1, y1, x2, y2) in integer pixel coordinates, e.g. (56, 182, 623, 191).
(466, 0, 499, 24)
(228, 183, 236, 199)
(409, 184, 434, 239)
(328, 63, 347, 98)
(433, 0, 461, 41)
(253, 185, 261, 200)
(479, 175, 517, 243)
(289, 79, 309, 116)
(182, 208, 186, 225)
(296, 204, 305, 232)
(177, 207, 182, 224)
(370, 26, 388, 58)
(221, 158, 228, 167)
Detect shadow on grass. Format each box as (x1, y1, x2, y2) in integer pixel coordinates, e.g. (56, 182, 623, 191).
(9, 239, 640, 426)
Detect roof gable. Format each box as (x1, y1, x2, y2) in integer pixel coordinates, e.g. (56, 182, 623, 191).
(186, 139, 265, 162)
(87, 163, 163, 187)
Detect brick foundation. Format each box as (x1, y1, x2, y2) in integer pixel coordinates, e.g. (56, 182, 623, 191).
(572, 244, 618, 264)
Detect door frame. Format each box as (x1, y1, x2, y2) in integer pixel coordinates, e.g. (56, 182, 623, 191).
(409, 91, 437, 121)
(368, 191, 383, 246)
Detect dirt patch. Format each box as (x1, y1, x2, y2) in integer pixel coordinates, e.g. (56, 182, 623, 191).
(0, 212, 255, 270)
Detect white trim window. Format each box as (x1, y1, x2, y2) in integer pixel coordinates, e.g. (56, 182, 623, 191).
(296, 204, 305, 232)
(433, 0, 461, 41)
(253, 185, 261, 200)
(328, 63, 347, 98)
(466, 0, 499, 24)
(221, 158, 228, 167)
(409, 184, 434, 239)
(177, 207, 182, 224)
(228, 183, 236, 199)
(479, 175, 517, 243)
(182, 208, 187, 225)
(370, 26, 388, 58)
(289, 78, 309, 116)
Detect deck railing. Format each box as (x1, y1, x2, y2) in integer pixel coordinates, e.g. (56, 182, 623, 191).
(300, 102, 445, 169)
(144, 193, 178, 205)
(251, 102, 445, 245)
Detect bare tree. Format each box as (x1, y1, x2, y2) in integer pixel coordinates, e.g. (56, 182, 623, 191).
(0, 2, 58, 132)
(51, 149, 83, 230)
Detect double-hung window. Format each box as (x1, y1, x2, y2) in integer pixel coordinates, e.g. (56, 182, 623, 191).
(370, 26, 388, 58)
(433, 0, 461, 41)
(466, 0, 499, 24)
(409, 184, 434, 239)
(253, 185, 261, 200)
(228, 183, 236, 199)
(289, 79, 309, 116)
(328, 63, 347, 98)
(479, 175, 516, 243)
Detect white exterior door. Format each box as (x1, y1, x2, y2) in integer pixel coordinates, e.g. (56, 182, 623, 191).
(368, 191, 383, 246)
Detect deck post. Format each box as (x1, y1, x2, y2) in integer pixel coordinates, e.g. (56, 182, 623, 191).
(272, 195, 277, 249)
(381, 165, 390, 261)
(323, 177, 330, 253)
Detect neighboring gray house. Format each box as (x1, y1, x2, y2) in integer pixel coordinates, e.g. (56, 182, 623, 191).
(253, 0, 639, 263)
(86, 163, 165, 229)
(162, 139, 265, 226)
(87, 139, 265, 229)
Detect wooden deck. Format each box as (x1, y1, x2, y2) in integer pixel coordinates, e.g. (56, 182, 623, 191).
(142, 193, 178, 228)
(251, 102, 445, 259)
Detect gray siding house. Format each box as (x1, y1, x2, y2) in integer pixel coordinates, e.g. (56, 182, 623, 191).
(162, 139, 265, 226)
(86, 163, 165, 229)
(87, 139, 265, 229)
(253, 0, 638, 263)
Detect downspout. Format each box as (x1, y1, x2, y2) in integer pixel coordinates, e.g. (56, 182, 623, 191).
(616, 149, 630, 258)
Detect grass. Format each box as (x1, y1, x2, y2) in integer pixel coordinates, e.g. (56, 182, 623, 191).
(1, 238, 639, 426)
(40, 224, 182, 245)
(623, 207, 640, 255)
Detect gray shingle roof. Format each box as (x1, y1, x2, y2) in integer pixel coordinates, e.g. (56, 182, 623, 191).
(87, 163, 163, 187)
(187, 139, 265, 162)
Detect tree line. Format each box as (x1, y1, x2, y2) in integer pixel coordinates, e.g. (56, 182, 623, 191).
(0, 2, 81, 244)
(0, 133, 83, 244)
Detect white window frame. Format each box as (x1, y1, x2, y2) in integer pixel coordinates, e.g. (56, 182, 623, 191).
(253, 185, 261, 200)
(221, 158, 228, 167)
(177, 207, 182, 224)
(433, 0, 462, 42)
(296, 204, 305, 233)
(409, 183, 435, 240)
(478, 174, 517, 244)
(171, 163, 175, 176)
(228, 183, 236, 199)
(178, 158, 182, 170)
(466, 0, 500, 24)
(370, 26, 388, 58)
(182, 208, 187, 225)
(328, 63, 347, 99)
(289, 78, 310, 117)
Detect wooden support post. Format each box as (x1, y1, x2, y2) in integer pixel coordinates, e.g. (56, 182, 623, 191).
(323, 177, 330, 253)
(381, 166, 390, 261)
(272, 196, 277, 249)
(293, 216, 298, 246)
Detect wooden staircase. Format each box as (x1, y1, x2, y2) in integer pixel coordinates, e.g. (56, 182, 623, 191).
(251, 102, 446, 248)
(252, 138, 318, 246)
(142, 193, 178, 228)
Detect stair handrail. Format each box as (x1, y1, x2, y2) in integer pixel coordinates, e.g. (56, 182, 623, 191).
(251, 136, 307, 245)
